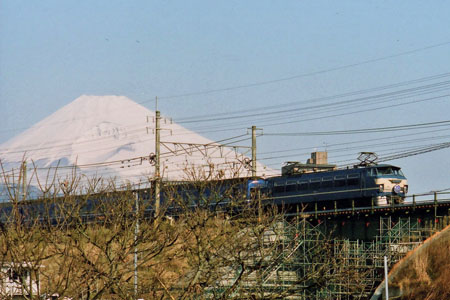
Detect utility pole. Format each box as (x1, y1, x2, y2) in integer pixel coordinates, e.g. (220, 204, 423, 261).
(22, 161, 27, 201)
(252, 126, 257, 178)
(155, 110, 161, 216)
(384, 255, 389, 299)
(250, 126, 263, 177)
(134, 192, 139, 299)
(250, 126, 263, 222)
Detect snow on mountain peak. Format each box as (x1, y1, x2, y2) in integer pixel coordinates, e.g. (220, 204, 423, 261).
(0, 95, 275, 187)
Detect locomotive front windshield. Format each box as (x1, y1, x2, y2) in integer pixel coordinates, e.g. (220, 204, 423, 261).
(370, 167, 404, 177)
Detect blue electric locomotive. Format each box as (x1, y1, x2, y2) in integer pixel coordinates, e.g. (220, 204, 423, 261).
(158, 151, 408, 213)
(249, 164, 408, 210)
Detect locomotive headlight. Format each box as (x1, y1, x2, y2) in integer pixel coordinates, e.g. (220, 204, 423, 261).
(404, 185, 408, 194)
(379, 184, 384, 192)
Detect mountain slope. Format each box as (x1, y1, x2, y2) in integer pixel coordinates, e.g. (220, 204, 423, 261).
(0, 95, 275, 188)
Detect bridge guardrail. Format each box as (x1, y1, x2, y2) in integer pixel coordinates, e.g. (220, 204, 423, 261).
(290, 191, 450, 217)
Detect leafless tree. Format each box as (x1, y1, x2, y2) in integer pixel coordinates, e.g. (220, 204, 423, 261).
(0, 160, 372, 299)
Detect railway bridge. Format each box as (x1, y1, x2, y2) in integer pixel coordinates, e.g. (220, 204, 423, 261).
(223, 192, 450, 299)
(293, 191, 450, 241)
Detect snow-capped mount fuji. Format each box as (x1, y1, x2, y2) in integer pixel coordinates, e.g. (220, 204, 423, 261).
(0, 95, 275, 188)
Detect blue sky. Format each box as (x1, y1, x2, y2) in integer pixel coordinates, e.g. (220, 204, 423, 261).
(1, 1, 450, 194)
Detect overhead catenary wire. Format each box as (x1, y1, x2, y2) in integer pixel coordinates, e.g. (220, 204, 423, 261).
(175, 72, 450, 122)
(330, 142, 450, 168)
(259, 133, 450, 163)
(0, 132, 251, 168)
(0, 111, 249, 156)
(264, 120, 450, 136)
(258, 127, 450, 156)
(176, 79, 450, 124)
(260, 140, 450, 170)
(149, 41, 450, 101)
(182, 91, 450, 134)
(7, 157, 257, 188)
(260, 141, 450, 172)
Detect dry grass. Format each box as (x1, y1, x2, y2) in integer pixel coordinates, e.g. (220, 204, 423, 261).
(389, 225, 450, 300)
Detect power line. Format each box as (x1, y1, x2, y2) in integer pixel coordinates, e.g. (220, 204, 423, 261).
(264, 114, 450, 137)
(150, 41, 450, 101)
(259, 126, 450, 156)
(175, 73, 450, 123)
(1, 132, 253, 172)
(0, 118, 246, 158)
(182, 91, 450, 134)
(331, 142, 450, 168)
(179, 83, 450, 125)
(259, 134, 450, 163)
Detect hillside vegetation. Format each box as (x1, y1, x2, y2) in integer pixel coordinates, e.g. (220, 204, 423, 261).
(388, 224, 450, 300)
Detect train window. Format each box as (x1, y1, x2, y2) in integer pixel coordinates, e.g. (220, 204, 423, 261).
(273, 182, 286, 193)
(335, 175, 346, 187)
(369, 168, 378, 176)
(376, 167, 404, 176)
(298, 181, 308, 191)
(286, 180, 297, 192)
(322, 177, 333, 188)
(347, 174, 360, 186)
(310, 178, 321, 189)
(377, 167, 394, 175)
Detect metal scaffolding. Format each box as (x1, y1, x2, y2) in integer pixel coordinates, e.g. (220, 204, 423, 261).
(213, 215, 444, 299)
